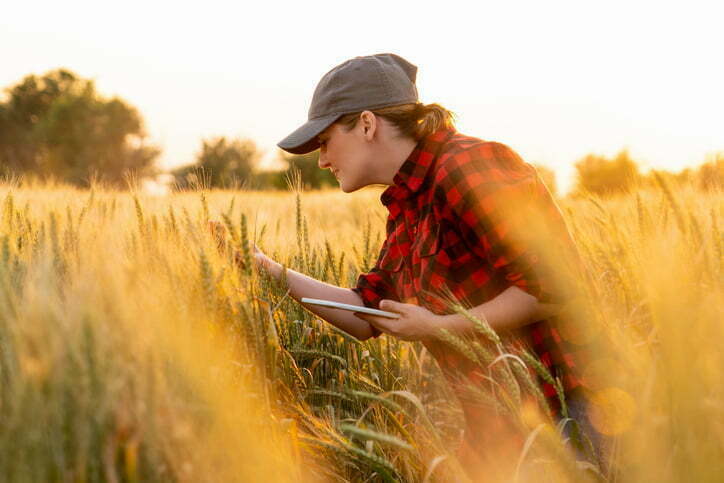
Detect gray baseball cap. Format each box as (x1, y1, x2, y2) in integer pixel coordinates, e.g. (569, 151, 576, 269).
(277, 53, 419, 155)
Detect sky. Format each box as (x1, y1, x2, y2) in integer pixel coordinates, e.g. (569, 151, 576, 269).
(1, 0, 722, 193)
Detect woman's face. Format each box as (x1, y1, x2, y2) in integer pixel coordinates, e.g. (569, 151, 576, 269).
(317, 117, 375, 193)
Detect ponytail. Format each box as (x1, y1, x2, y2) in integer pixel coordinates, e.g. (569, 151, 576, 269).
(413, 103, 456, 140)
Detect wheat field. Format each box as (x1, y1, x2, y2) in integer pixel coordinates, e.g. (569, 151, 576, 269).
(0, 176, 721, 482)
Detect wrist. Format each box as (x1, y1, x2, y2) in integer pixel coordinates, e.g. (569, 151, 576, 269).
(260, 257, 283, 280)
(437, 312, 478, 336)
(426, 314, 454, 340)
(437, 313, 456, 332)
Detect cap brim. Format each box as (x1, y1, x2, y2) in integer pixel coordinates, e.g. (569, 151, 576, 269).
(277, 114, 340, 155)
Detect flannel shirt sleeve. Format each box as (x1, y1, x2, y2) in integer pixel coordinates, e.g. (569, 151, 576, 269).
(351, 238, 398, 338)
(438, 142, 578, 304)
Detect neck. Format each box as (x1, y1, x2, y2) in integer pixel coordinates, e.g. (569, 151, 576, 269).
(378, 136, 418, 185)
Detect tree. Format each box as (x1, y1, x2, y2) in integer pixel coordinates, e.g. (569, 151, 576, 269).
(172, 137, 260, 189)
(276, 150, 337, 190)
(0, 68, 159, 187)
(572, 149, 641, 196)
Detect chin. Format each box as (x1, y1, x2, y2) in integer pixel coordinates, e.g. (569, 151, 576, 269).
(340, 181, 363, 193)
(339, 180, 361, 193)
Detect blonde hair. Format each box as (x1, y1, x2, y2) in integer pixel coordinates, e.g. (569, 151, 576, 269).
(336, 103, 456, 141)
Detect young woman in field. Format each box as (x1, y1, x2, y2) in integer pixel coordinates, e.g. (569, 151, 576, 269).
(218, 53, 605, 478)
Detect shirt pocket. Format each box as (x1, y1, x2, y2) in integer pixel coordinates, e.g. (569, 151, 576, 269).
(379, 244, 405, 272)
(412, 216, 450, 314)
(413, 214, 443, 258)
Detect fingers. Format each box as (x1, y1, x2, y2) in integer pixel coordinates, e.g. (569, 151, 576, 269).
(379, 299, 399, 312)
(232, 250, 247, 270)
(354, 312, 391, 334)
(208, 220, 227, 251)
(207, 226, 277, 277)
(209, 220, 247, 271)
(208, 220, 224, 235)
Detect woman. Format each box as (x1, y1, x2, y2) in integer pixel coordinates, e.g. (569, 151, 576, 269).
(225, 53, 605, 478)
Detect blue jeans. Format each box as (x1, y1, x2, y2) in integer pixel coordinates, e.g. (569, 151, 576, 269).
(559, 393, 612, 479)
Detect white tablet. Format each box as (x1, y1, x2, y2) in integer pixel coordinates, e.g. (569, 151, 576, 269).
(301, 297, 400, 319)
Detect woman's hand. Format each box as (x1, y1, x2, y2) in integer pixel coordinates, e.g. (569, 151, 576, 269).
(208, 221, 282, 279)
(252, 244, 283, 279)
(208, 221, 228, 252)
(353, 300, 442, 342)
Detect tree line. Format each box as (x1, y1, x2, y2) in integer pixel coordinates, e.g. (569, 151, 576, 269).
(170, 138, 336, 191)
(0, 69, 336, 191)
(571, 149, 722, 196)
(1, 68, 721, 195)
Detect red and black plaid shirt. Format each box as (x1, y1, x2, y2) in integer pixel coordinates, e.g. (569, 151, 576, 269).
(352, 127, 586, 422)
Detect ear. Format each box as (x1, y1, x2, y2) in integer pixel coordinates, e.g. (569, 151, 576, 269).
(359, 111, 377, 141)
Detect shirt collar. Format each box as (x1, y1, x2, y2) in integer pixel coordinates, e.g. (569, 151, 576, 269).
(381, 127, 457, 206)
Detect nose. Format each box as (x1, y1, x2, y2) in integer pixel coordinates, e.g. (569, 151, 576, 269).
(318, 149, 330, 169)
